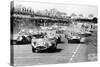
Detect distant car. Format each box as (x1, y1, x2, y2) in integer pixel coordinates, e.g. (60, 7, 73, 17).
(31, 33, 57, 53)
(67, 35, 80, 43)
(80, 31, 92, 36)
(65, 34, 85, 43)
(11, 34, 31, 45)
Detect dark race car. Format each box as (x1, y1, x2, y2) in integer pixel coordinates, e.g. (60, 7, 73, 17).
(65, 33, 85, 43)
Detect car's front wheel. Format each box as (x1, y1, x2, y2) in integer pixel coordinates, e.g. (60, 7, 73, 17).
(49, 43, 57, 51)
(32, 47, 38, 53)
(32, 46, 40, 53)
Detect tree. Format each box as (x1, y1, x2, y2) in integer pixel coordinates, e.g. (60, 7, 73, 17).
(44, 9, 49, 16)
(49, 8, 58, 17)
(36, 10, 42, 15)
(70, 13, 77, 17)
(88, 14, 94, 18)
(79, 14, 83, 17)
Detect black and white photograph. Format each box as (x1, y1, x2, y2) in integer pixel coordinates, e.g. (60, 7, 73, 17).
(10, 0, 98, 66)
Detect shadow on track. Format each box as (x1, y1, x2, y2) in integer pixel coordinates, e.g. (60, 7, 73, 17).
(37, 48, 63, 53)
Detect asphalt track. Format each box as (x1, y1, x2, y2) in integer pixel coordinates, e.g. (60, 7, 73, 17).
(13, 41, 88, 66)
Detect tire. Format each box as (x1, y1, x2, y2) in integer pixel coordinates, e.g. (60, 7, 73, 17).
(34, 49, 39, 53)
(50, 43, 57, 51)
(12, 40, 17, 45)
(52, 46, 57, 50)
(32, 46, 40, 53)
(76, 39, 80, 43)
(57, 37, 61, 43)
(32, 47, 36, 52)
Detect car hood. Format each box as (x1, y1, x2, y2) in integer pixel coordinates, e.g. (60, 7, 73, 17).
(33, 38, 52, 46)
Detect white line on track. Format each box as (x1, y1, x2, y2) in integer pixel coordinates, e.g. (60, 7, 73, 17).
(69, 44, 81, 62)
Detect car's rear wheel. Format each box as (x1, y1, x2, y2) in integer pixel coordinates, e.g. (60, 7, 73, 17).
(12, 41, 17, 45)
(57, 37, 61, 43)
(50, 43, 57, 51)
(34, 49, 39, 53)
(32, 47, 36, 52)
(32, 46, 39, 53)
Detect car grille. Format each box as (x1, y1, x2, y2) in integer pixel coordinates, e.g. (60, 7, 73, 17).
(36, 46, 47, 50)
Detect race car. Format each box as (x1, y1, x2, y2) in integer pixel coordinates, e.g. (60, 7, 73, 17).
(65, 33, 85, 43)
(11, 34, 32, 45)
(79, 31, 92, 36)
(31, 33, 57, 53)
(45, 30, 63, 43)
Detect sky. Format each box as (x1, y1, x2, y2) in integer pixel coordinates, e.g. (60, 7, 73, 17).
(14, 1, 98, 17)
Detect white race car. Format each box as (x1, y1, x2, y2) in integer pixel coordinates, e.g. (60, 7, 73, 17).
(31, 33, 57, 53)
